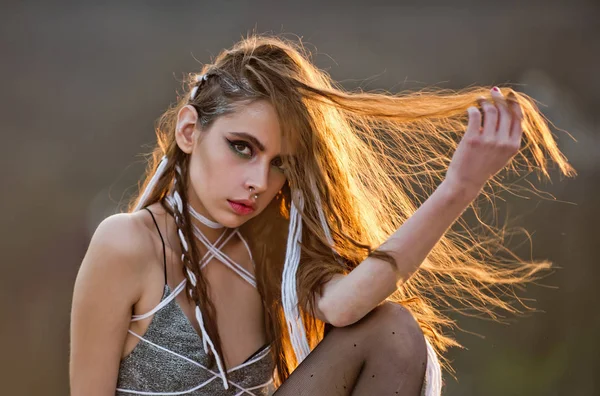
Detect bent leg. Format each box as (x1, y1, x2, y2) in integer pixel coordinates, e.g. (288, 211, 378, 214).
(273, 302, 427, 396)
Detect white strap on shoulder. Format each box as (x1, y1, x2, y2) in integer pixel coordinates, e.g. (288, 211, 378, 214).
(131, 279, 187, 322)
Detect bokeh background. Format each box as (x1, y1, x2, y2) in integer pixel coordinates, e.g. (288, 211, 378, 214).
(2, 1, 599, 395)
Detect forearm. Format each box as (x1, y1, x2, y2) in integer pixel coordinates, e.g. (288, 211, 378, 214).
(380, 179, 478, 281)
(320, 180, 479, 326)
(320, 88, 525, 327)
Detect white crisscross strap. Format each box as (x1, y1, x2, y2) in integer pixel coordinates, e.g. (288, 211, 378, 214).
(120, 275, 273, 396)
(133, 155, 441, 394)
(125, 194, 261, 393)
(131, 279, 187, 322)
(166, 187, 261, 389)
(116, 328, 273, 395)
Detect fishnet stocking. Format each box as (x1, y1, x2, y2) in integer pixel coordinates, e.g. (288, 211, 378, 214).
(274, 302, 427, 396)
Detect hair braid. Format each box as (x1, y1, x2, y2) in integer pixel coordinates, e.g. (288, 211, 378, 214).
(129, 35, 575, 390)
(170, 158, 229, 387)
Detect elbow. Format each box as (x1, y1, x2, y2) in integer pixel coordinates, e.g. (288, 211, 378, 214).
(319, 298, 362, 328)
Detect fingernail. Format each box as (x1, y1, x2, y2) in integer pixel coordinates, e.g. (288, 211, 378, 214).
(492, 86, 500, 92)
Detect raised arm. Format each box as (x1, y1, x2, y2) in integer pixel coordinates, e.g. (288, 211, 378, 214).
(70, 214, 147, 396)
(315, 88, 524, 327)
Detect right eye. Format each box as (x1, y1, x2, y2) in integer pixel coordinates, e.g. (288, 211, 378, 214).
(227, 139, 253, 158)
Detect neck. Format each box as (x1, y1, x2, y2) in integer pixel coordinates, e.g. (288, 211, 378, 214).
(189, 213, 227, 244)
(183, 192, 228, 243)
(163, 195, 227, 244)
(189, 205, 224, 230)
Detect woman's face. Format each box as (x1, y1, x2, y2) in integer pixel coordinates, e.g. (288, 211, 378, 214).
(176, 99, 288, 228)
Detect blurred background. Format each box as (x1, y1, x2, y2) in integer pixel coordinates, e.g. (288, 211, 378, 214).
(1, 1, 598, 395)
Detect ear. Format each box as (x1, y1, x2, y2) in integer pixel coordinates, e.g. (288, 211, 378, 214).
(175, 105, 199, 154)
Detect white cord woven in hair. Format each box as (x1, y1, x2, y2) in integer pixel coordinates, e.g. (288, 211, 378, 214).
(190, 73, 209, 101)
(281, 193, 312, 362)
(170, 168, 229, 390)
(280, 178, 336, 366)
(282, 183, 442, 395)
(133, 156, 169, 212)
(134, 160, 229, 389)
(134, 155, 442, 395)
(310, 175, 335, 247)
(424, 338, 442, 395)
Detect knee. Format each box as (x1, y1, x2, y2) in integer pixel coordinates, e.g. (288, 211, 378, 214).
(365, 302, 427, 358)
(369, 302, 421, 333)
(322, 302, 428, 374)
(325, 302, 427, 359)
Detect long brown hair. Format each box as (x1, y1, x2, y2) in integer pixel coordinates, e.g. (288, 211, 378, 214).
(129, 34, 575, 387)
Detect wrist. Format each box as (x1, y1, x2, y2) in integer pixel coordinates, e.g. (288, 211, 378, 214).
(438, 178, 481, 204)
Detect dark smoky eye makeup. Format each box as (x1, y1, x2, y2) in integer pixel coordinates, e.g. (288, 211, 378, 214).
(225, 136, 287, 172)
(270, 157, 286, 173)
(225, 138, 253, 158)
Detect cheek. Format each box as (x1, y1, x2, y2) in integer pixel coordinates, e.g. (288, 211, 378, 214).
(189, 145, 242, 194)
(188, 148, 218, 191)
(186, 156, 208, 200)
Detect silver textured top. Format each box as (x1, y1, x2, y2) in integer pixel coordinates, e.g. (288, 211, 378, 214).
(116, 284, 275, 395)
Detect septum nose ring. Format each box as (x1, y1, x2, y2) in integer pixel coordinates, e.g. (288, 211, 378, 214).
(249, 186, 258, 200)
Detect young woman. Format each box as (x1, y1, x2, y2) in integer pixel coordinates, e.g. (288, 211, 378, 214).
(70, 35, 574, 395)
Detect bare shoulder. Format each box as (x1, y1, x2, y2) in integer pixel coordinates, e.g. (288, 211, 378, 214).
(70, 211, 156, 394)
(89, 212, 153, 265)
(75, 211, 156, 299)
(92, 212, 152, 255)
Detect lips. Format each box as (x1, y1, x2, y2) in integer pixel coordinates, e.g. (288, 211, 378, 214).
(227, 200, 256, 215)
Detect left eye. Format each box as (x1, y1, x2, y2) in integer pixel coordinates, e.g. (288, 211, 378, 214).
(271, 158, 285, 171)
(234, 143, 251, 156)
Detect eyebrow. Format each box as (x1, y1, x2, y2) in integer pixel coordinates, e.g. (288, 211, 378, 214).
(230, 132, 266, 152)
(229, 131, 292, 163)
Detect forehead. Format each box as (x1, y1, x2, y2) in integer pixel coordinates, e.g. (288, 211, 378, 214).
(213, 100, 291, 155)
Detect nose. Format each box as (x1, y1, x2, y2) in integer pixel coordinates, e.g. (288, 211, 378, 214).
(244, 161, 270, 193)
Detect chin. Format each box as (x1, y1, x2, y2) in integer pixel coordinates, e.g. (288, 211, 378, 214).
(215, 212, 253, 229)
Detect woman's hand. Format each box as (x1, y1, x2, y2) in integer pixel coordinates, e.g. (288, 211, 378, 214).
(315, 88, 526, 326)
(445, 87, 524, 196)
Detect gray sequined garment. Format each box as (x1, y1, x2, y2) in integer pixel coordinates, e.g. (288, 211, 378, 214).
(116, 282, 275, 396)
(117, 208, 434, 395)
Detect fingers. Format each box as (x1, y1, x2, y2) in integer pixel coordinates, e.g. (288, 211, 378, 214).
(470, 87, 524, 156)
(490, 87, 511, 141)
(479, 97, 498, 139)
(465, 106, 482, 138)
(507, 92, 524, 147)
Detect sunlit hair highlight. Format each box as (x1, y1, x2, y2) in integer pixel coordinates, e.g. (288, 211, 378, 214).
(129, 34, 575, 387)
